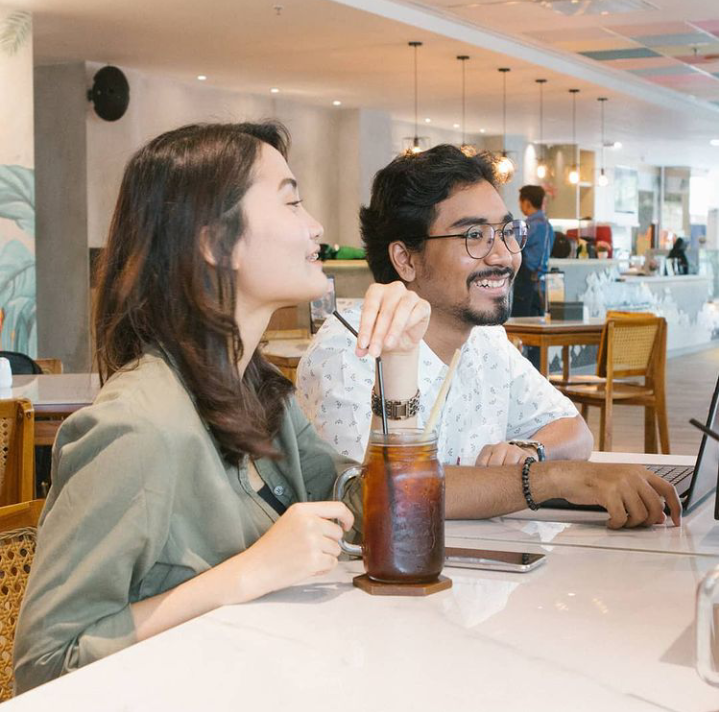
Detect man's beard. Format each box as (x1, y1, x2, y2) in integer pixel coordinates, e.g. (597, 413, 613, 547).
(454, 292, 513, 326)
(454, 267, 515, 326)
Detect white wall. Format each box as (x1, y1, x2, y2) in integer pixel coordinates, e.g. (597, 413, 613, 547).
(337, 108, 393, 247)
(85, 62, 344, 247)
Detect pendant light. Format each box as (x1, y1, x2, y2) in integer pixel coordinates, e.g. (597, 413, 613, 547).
(495, 68, 515, 183)
(402, 41, 428, 155)
(597, 97, 609, 187)
(535, 79, 548, 180)
(568, 88, 580, 185)
(457, 55, 476, 156)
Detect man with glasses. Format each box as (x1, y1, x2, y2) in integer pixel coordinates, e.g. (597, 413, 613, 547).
(296, 145, 683, 527)
(297, 145, 591, 468)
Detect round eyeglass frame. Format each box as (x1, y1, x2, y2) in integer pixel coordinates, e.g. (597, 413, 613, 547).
(421, 219, 528, 260)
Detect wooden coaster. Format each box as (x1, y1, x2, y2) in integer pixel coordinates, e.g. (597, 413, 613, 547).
(353, 574, 452, 596)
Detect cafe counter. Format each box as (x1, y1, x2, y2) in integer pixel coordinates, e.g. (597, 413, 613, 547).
(548, 259, 717, 354)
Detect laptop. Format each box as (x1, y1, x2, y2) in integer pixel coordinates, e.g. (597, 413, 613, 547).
(542, 373, 719, 514)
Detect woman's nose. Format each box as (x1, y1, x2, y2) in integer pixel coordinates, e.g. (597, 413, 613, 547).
(308, 213, 324, 241)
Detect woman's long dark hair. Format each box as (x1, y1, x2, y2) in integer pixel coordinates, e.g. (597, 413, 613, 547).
(94, 122, 294, 462)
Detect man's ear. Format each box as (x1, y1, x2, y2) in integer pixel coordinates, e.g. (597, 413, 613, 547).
(388, 241, 418, 283)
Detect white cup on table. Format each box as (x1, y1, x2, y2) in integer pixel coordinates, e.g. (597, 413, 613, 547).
(0, 357, 12, 390)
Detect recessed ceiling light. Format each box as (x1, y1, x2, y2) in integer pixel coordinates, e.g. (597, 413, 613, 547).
(270, 87, 280, 94)
(711, 139, 719, 146)
(612, 141, 622, 149)
(425, 118, 432, 123)
(480, 128, 486, 134)
(333, 100, 342, 106)
(453, 123, 460, 129)
(197, 75, 207, 81)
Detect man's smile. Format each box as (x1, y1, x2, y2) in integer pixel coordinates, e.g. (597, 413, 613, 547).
(466, 268, 514, 296)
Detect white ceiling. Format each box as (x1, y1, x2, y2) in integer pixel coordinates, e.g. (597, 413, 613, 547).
(12, 0, 719, 167)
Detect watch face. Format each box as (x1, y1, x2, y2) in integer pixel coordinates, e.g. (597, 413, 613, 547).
(511, 440, 545, 459)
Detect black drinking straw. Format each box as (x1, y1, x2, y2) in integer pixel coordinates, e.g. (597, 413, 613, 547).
(333, 310, 389, 435)
(332, 310, 397, 528)
(690, 418, 719, 443)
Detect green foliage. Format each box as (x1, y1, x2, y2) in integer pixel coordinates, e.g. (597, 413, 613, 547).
(0, 240, 36, 353)
(0, 11, 31, 57)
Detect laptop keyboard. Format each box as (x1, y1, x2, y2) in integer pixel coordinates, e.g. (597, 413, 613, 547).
(646, 464, 695, 486)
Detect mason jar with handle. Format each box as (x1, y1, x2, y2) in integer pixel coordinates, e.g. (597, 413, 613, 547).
(697, 564, 719, 686)
(334, 428, 444, 584)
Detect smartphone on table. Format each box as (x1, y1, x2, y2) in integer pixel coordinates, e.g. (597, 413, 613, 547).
(445, 546, 546, 573)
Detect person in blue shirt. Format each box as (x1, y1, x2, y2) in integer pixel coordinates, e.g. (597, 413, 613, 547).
(512, 185, 555, 368)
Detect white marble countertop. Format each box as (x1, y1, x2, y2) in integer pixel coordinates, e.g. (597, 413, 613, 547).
(5, 543, 718, 711)
(621, 274, 711, 284)
(6, 450, 719, 709)
(446, 451, 719, 558)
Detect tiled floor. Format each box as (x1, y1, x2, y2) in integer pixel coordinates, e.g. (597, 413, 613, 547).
(581, 345, 719, 455)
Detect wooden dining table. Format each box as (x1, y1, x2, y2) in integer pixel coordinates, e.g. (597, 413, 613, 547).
(503, 316, 604, 378)
(262, 338, 312, 383)
(2, 374, 101, 445)
(263, 318, 606, 382)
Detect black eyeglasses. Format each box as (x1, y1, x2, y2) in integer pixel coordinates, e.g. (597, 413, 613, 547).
(422, 219, 528, 260)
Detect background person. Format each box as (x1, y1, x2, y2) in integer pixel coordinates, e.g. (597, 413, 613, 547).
(512, 184, 555, 368)
(667, 237, 689, 275)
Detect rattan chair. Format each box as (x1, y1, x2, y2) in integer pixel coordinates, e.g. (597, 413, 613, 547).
(557, 315, 669, 453)
(0, 499, 44, 701)
(0, 401, 34, 506)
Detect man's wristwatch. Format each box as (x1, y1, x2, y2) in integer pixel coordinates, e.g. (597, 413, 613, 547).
(371, 390, 420, 420)
(508, 439, 546, 461)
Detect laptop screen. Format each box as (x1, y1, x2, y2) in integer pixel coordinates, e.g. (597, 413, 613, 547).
(685, 374, 719, 513)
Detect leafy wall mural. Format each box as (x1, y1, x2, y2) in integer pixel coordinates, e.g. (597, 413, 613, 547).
(0, 11, 30, 56)
(0, 167, 36, 354)
(0, 9, 35, 356)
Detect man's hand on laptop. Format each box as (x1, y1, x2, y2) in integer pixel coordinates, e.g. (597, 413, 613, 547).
(557, 462, 682, 529)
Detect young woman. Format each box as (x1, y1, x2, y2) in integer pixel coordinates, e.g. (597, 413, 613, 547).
(14, 122, 430, 692)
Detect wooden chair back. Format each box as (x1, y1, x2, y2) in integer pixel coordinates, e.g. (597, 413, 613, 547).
(0, 400, 34, 507)
(596, 316, 665, 380)
(0, 499, 44, 701)
(34, 358, 63, 375)
(261, 328, 310, 341)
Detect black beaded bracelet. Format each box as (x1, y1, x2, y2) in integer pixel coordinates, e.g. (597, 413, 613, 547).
(521, 456, 540, 511)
